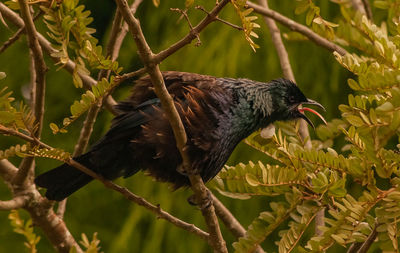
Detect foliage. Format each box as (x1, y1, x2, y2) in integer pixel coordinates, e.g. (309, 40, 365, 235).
(231, 0, 260, 51)
(8, 210, 40, 253)
(295, 0, 339, 40)
(69, 233, 101, 253)
(40, 0, 122, 133)
(0, 86, 36, 135)
(0, 0, 391, 252)
(211, 1, 400, 252)
(50, 76, 118, 134)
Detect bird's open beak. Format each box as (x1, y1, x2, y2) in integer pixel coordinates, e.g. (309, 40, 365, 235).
(298, 99, 327, 129)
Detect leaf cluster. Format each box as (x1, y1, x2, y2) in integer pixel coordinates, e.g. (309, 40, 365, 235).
(231, 0, 260, 51)
(211, 1, 400, 252)
(8, 210, 41, 253)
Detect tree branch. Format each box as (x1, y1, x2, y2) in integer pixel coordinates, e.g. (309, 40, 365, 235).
(346, 220, 378, 253)
(12, 0, 47, 188)
(246, 1, 348, 56)
(67, 159, 209, 241)
(0, 159, 18, 182)
(153, 0, 230, 63)
(212, 194, 266, 253)
(351, 0, 367, 16)
(361, 0, 373, 20)
(0, 196, 29, 210)
(114, 0, 229, 251)
(258, 0, 294, 80)
(0, 124, 51, 149)
(0, 26, 24, 54)
(0, 156, 83, 253)
(212, 194, 245, 238)
(0, 9, 42, 55)
(0, 123, 210, 243)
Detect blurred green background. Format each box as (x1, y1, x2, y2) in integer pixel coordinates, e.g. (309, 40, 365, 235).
(0, 0, 352, 252)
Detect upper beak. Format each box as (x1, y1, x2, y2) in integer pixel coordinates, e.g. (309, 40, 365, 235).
(298, 99, 327, 129)
(301, 99, 326, 111)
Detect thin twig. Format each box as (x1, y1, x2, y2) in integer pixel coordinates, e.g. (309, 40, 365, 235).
(111, 0, 144, 60)
(171, 8, 201, 46)
(195, 5, 243, 31)
(361, 0, 373, 20)
(0, 124, 52, 149)
(0, 10, 43, 54)
(67, 158, 210, 241)
(114, 0, 228, 251)
(153, 0, 230, 63)
(117, 67, 147, 84)
(258, 0, 294, 81)
(347, 220, 378, 253)
(0, 196, 29, 210)
(246, 1, 348, 56)
(0, 27, 24, 54)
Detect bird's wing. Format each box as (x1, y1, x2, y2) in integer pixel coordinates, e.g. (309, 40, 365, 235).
(91, 99, 160, 148)
(115, 71, 219, 114)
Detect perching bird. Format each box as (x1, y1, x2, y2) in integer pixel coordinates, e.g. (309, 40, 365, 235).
(35, 71, 326, 201)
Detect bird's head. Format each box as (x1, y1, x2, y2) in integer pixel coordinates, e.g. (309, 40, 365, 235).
(256, 78, 326, 128)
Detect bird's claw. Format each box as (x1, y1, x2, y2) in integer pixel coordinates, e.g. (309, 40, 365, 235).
(177, 164, 199, 177)
(187, 190, 212, 210)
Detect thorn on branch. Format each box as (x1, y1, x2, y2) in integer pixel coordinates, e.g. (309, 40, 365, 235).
(170, 8, 201, 46)
(196, 5, 243, 31)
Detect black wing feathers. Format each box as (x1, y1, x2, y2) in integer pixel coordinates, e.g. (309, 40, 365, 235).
(35, 72, 235, 200)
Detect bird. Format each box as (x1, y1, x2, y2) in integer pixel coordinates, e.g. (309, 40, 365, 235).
(35, 71, 326, 201)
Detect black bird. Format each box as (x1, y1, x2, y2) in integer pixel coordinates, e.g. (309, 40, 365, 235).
(35, 71, 326, 201)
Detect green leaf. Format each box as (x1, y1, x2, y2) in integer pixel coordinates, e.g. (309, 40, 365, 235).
(306, 9, 315, 26)
(49, 123, 59, 134)
(245, 173, 260, 186)
(345, 115, 365, 127)
(376, 102, 394, 112)
(295, 0, 309, 15)
(347, 79, 360, 90)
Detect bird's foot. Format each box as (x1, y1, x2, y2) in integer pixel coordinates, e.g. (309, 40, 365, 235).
(187, 190, 212, 210)
(177, 164, 199, 177)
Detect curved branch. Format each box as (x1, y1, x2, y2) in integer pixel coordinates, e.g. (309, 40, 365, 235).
(114, 0, 229, 252)
(67, 159, 209, 241)
(0, 196, 29, 210)
(246, 1, 348, 56)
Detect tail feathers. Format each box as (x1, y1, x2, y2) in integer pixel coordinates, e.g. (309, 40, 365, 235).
(34, 154, 93, 201)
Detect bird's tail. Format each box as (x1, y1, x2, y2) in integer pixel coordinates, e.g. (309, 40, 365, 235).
(34, 153, 94, 201)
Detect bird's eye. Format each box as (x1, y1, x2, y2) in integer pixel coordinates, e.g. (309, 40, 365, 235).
(288, 95, 296, 103)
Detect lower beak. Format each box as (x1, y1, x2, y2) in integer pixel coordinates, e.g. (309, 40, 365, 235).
(298, 99, 327, 129)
